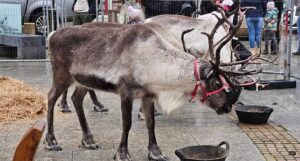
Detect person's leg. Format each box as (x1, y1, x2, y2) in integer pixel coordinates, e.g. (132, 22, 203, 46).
(270, 30, 278, 54)
(263, 30, 270, 54)
(246, 17, 256, 55)
(73, 12, 81, 25)
(82, 13, 92, 24)
(254, 17, 264, 48)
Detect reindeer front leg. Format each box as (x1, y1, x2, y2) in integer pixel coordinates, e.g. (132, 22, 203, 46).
(142, 96, 169, 161)
(114, 93, 133, 161)
(71, 86, 100, 150)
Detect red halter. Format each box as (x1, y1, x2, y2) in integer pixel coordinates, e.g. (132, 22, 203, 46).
(190, 59, 229, 103)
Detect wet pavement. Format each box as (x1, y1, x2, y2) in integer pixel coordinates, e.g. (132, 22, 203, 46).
(0, 37, 300, 161)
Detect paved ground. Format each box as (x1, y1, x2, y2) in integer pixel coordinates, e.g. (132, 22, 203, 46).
(0, 37, 300, 161)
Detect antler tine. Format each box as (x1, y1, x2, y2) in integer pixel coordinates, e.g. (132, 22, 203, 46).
(232, 75, 260, 87)
(255, 55, 279, 65)
(220, 54, 257, 66)
(220, 68, 263, 76)
(221, 71, 261, 88)
(213, 6, 255, 49)
(181, 28, 195, 53)
(215, 8, 246, 66)
(201, 13, 225, 63)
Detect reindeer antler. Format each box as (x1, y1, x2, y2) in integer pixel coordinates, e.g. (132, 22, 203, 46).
(201, 12, 225, 63)
(181, 28, 195, 53)
(201, 1, 264, 87)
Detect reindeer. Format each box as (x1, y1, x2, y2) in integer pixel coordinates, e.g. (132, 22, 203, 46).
(56, 12, 234, 114)
(46, 5, 261, 161)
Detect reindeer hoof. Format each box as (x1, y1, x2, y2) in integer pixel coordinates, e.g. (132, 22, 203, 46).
(44, 134, 63, 151)
(113, 152, 132, 161)
(81, 139, 101, 150)
(148, 152, 169, 161)
(58, 102, 72, 113)
(138, 112, 145, 120)
(45, 144, 63, 151)
(93, 105, 109, 112)
(138, 111, 162, 120)
(81, 143, 101, 150)
(60, 108, 72, 113)
(44, 140, 62, 151)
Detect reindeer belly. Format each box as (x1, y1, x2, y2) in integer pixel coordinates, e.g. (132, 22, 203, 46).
(72, 74, 117, 92)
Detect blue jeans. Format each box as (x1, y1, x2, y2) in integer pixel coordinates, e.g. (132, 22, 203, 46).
(246, 17, 264, 48)
(297, 17, 300, 51)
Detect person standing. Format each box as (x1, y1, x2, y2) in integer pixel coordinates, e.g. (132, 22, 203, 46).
(118, 0, 145, 24)
(241, 0, 268, 56)
(263, 0, 279, 55)
(292, 0, 300, 55)
(72, 0, 97, 25)
(274, 0, 283, 44)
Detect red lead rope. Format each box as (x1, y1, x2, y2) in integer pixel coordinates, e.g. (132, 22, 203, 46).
(190, 60, 230, 104)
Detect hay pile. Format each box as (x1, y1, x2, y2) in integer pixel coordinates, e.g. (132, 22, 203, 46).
(0, 76, 46, 122)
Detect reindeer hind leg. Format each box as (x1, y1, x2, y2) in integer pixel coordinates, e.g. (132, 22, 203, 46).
(88, 90, 109, 112)
(71, 86, 100, 150)
(58, 89, 72, 113)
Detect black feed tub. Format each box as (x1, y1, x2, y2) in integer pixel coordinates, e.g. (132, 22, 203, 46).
(175, 141, 230, 161)
(235, 102, 274, 124)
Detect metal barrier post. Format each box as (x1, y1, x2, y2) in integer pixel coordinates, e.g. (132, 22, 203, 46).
(51, 0, 55, 31)
(285, 0, 294, 80)
(96, 0, 99, 22)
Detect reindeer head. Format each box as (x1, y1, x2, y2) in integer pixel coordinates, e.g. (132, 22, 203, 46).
(183, 1, 261, 115)
(198, 60, 241, 114)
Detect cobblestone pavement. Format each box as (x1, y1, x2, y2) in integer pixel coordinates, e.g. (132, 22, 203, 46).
(0, 37, 300, 161)
(229, 114, 300, 161)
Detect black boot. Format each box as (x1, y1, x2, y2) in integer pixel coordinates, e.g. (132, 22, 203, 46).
(262, 50, 268, 55)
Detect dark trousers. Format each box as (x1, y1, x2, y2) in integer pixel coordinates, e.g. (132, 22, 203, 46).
(264, 30, 277, 54)
(73, 12, 92, 25)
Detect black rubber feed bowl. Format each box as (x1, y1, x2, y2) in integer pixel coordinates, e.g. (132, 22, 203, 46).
(175, 141, 230, 161)
(235, 102, 274, 124)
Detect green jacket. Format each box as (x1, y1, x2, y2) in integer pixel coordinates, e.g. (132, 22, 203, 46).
(264, 8, 278, 31)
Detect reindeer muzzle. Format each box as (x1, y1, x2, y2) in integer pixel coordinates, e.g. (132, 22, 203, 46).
(226, 86, 241, 104)
(216, 104, 232, 114)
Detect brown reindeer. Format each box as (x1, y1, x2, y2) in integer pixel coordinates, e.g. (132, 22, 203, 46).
(56, 13, 232, 115)
(46, 5, 261, 161)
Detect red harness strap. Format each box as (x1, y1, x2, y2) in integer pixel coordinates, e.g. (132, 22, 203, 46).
(190, 60, 201, 102)
(190, 60, 229, 103)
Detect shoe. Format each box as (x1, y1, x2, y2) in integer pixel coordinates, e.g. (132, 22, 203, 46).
(254, 47, 260, 56)
(270, 50, 278, 55)
(250, 48, 256, 56)
(292, 51, 300, 55)
(262, 50, 268, 55)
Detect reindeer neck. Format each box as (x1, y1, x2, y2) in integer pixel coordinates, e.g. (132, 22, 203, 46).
(139, 50, 207, 93)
